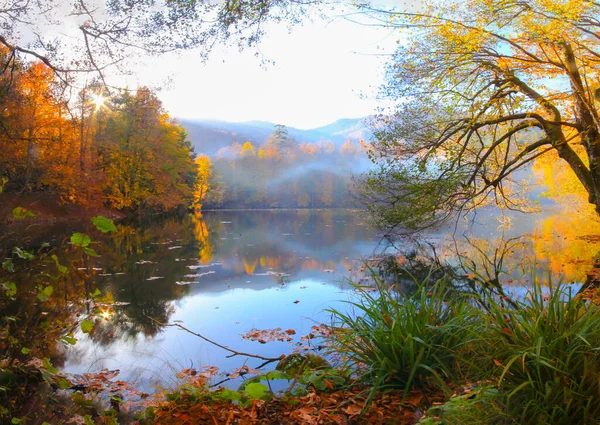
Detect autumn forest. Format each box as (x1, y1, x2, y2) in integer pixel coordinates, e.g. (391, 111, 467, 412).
(5, 0, 600, 424)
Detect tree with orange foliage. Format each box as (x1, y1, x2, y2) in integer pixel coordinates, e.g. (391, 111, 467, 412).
(361, 0, 600, 232)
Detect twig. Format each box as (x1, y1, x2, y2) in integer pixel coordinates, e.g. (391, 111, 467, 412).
(148, 317, 284, 362)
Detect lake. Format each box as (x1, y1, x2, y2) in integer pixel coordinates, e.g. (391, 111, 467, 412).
(58, 209, 390, 390)
(15, 206, 600, 391)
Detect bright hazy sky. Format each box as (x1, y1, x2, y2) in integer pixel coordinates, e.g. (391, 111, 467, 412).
(131, 12, 400, 129)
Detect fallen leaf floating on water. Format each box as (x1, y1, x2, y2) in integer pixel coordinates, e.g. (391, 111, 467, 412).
(241, 328, 297, 343)
(187, 264, 214, 270)
(184, 271, 216, 278)
(227, 365, 260, 379)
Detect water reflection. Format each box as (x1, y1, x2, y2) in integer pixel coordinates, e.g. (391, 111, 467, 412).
(6, 207, 600, 390)
(61, 210, 385, 389)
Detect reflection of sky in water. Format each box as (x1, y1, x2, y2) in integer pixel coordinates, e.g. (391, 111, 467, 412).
(61, 206, 600, 390)
(63, 210, 383, 390)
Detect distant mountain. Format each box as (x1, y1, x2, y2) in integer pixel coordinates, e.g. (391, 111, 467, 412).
(179, 117, 372, 156)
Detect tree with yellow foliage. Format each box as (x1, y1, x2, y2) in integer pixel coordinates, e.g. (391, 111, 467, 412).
(194, 155, 213, 211)
(361, 0, 600, 232)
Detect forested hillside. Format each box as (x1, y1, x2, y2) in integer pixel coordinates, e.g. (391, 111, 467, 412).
(180, 118, 371, 155)
(195, 125, 371, 209)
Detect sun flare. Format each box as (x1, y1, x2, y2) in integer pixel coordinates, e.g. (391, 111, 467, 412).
(91, 93, 105, 108)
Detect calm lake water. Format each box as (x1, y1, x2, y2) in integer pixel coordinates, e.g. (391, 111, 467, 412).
(59, 210, 388, 390)
(38, 206, 600, 390)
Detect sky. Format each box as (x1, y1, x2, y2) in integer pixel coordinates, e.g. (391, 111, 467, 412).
(8, 1, 404, 130)
(127, 10, 401, 129)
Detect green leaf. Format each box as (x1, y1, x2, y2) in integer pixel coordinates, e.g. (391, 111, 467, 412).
(71, 232, 91, 247)
(92, 216, 117, 233)
(262, 370, 289, 381)
(0, 176, 7, 193)
(51, 255, 68, 274)
(12, 207, 35, 220)
(91, 288, 101, 297)
(3, 282, 16, 297)
(11, 417, 21, 424)
(57, 377, 71, 390)
(36, 285, 53, 302)
(83, 247, 99, 257)
(2, 259, 14, 273)
(61, 335, 77, 345)
(42, 358, 58, 374)
(12, 247, 34, 261)
(20, 347, 30, 355)
(84, 415, 94, 425)
(244, 382, 268, 399)
(81, 319, 94, 334)
(219, 389, 241, 401)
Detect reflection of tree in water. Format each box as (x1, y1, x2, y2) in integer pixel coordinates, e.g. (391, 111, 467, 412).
(88, 300, 173, 346)
(197, 210, 369, 278)
(83, 215, 202, 342)
(191, 213, 214, 264)
(532, 212, 600, 284)
(373, 237, 534, 304)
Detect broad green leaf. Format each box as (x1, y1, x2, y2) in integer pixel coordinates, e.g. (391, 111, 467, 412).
(20, 347, 30, 355)
(83, 247, 100, 257)
(12, 207, 35, 219)
(57, 377, 71, 390)
(71, 233, 91, 247)
(51, 255, 68, 274)
(81, 319, 94, 333)
(92, 216, 117, 233)
(42, 358, 58, 374)
(219, 389, 241, 401)
(244, 382, 268, 399)
(61, 335, 77, 345)
(3, 282, 16, 297)
(36, 285, 53, 302)
(91, 288, 101, 297)
(2, 259, 14, 273)
(11, 418, 21, 424)
(262, 370, 289, 381)
(12, 247, 34, 261)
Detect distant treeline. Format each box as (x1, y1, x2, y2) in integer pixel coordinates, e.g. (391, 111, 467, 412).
(0, 48, 197, 213)
(197, 125, 371, 209)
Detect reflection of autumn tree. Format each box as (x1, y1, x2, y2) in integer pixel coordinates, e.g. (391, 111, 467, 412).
(533, 148, 591, 211)
(191, 214, 214, 264)
(532, 150, 600, 283)
(532, 213, 600, 283)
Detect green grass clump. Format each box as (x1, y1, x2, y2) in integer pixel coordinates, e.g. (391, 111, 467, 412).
(328, 274, 479, 396)
(329, 270, 600, 424)
(480, 278, 600, 424)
